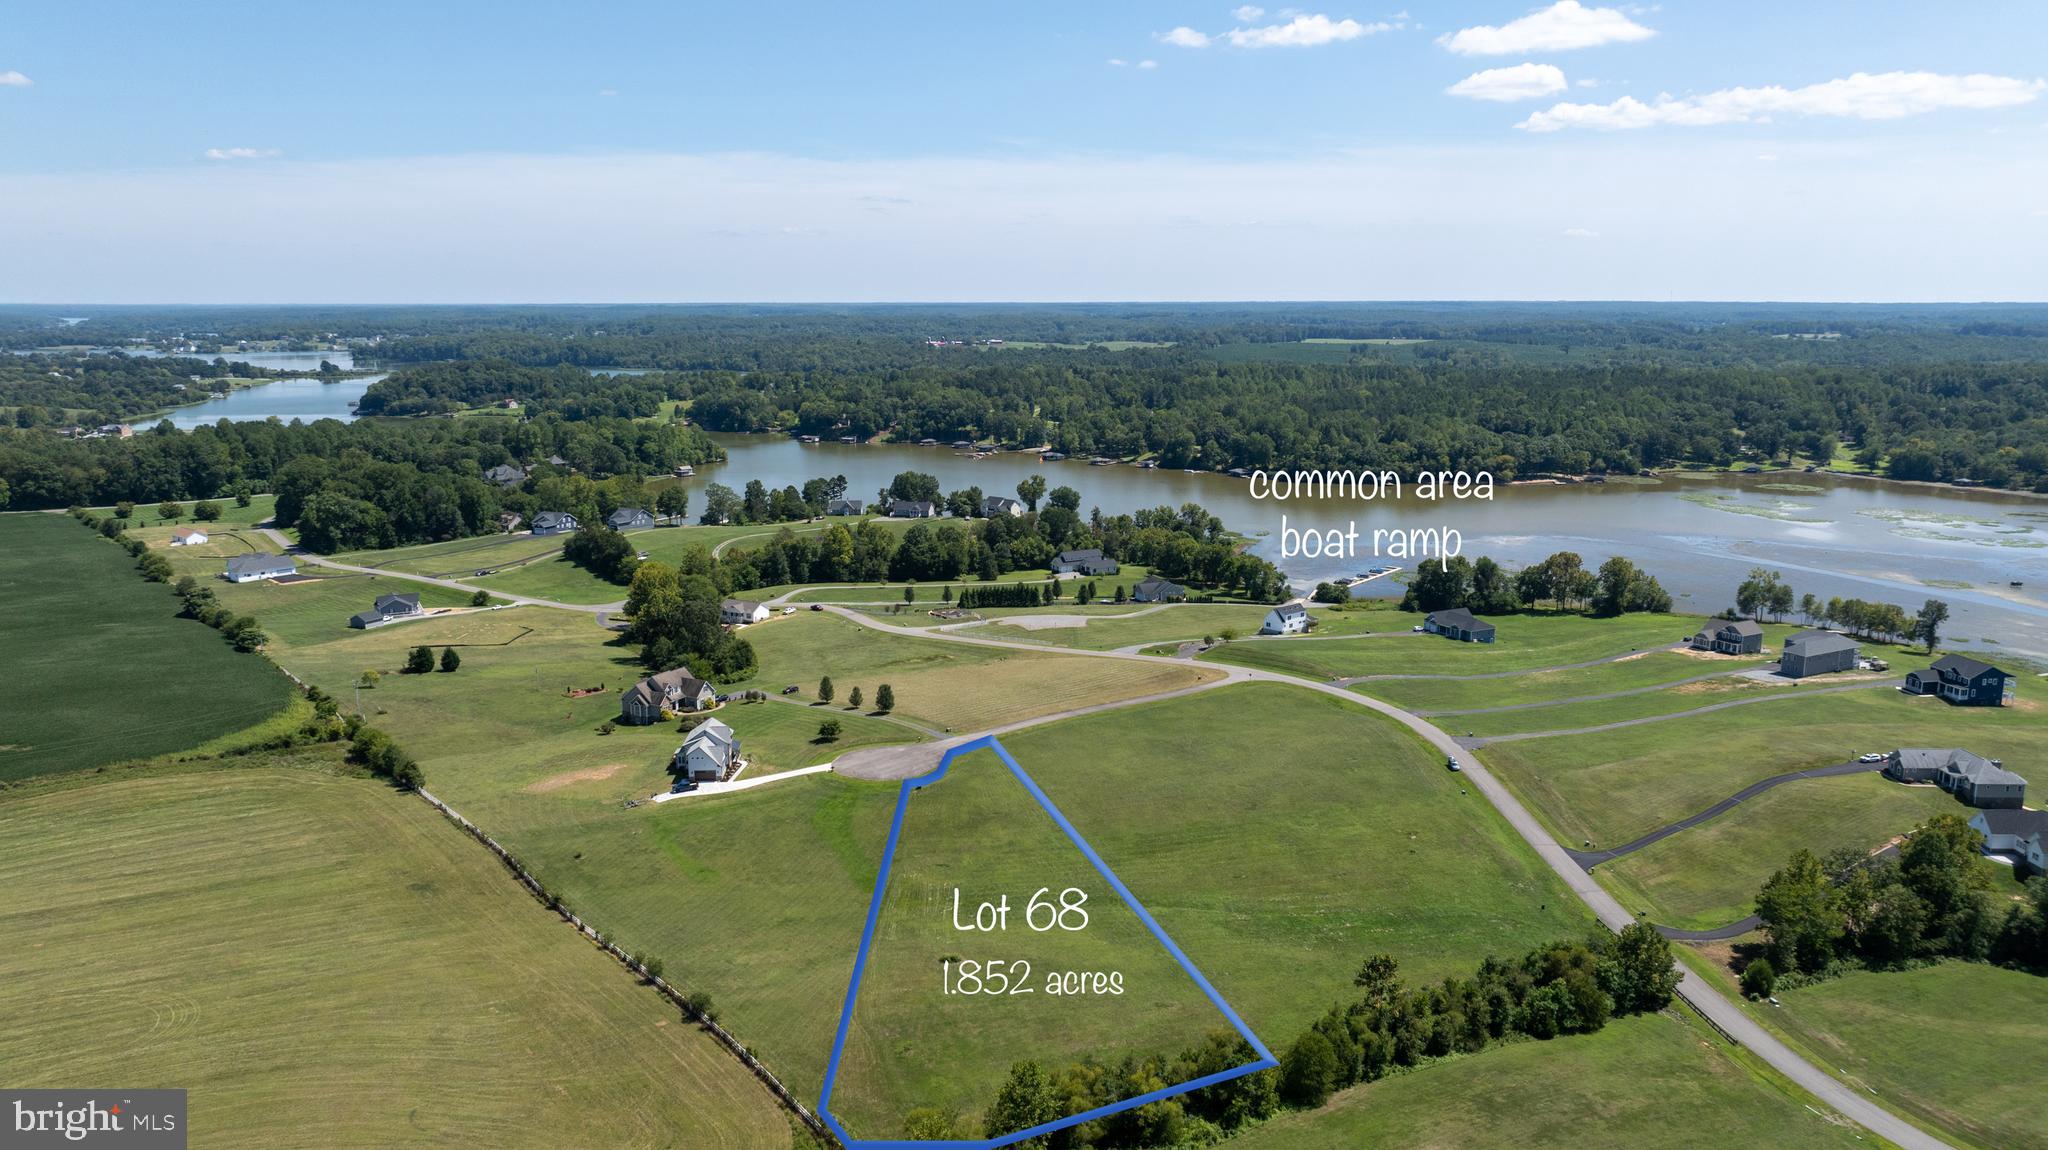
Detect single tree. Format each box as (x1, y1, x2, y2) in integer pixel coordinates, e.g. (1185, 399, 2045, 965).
(1016, 474, 1048, 513)
(157, 499, 183, 521)
(439, 646, 461, 673)
(903, 584, 916, 604)
(114, 501, 135, 519)
(818, 675, 835, 704)
(817, 718, 842, 741)
(405, 645, 435, 674)
(1739, 958, 1776, 999)
(848, 686, 863, 710)
(1914, 598, 1950, 653)
(470, 589, 491, 607)
(875, 683, 895, 712)
(193, 499, 223, 522)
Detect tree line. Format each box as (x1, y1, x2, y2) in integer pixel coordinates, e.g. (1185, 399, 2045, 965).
(1395, 551, 1672, 617)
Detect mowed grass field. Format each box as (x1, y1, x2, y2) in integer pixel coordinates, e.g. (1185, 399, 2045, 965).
(731, 613, 1221, 733)
(0, 757, 793, 1149)
(1453, 675, 1829, 738)
(975, 602, 1278, 651)
(1230, 1012, 1873, 1150)
(0, 514, 293, 782)
(1754, 964, 2048, 1150)
(1480, 687, 2048, 853)
(1358, 648, 1779, 712)
(1204, 612, 1708, 681)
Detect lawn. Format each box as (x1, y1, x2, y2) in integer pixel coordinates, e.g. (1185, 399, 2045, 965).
(730, 613, 1222, 734)
(1452, 674, 1815, 738)
(1203, 612, 1709, 681)
(89, 493, 280, 529)
(1356, 648, 1779, 713)
(1768, 964, 2048, 1150)
(1480, 687, 2048, 852)
(1231, 1012, 1874, 1150)
(337, 532, 565, 579)
(973, 601, 1279, 651)
(0, 755, 793, 1149)
(0, 513, 294, 782)
(184, 563, 478, 653)
(1594, 772, 1960, 929)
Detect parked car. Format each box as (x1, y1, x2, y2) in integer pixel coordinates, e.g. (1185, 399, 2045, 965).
(1412, 624, 1424, 632)
(810, 603, 825, 612)
(475, 568, 495, 576)
(1446, 757, 1461, 772)
(781, 685, 800, 695)
(782, 606, 796, 615)
(1858, 752, 1886, 763)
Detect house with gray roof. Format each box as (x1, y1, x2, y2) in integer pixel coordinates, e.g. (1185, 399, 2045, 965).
(606, 507, 655, 531)
(349, 591, 423, 629)
(1051, 548, 1119, 576)
(1131, 576, 1188, 603)
(483, 462, 526, 488)
(1968, 807, 2048, 860)
(1424, 607, 1496, 644)
(673, 716, 741, 788)
(888, 500, 939, 518)
(224, 552, 297, 583)
(621, 669, 716, 725)
(1904, 654, 2014, 707)
(1261, 600, 1312, 635)
(531, 510, 580, 536)
(721, 598, 770, 626)
(827, 498, 864, 517)
(1779, 630, 1859, 678)
(983, 495, 1025, 518)
(1885, 748, 2026, 809)
(1691, 618, 1764, 655)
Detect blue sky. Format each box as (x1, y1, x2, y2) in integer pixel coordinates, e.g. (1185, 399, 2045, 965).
(4, 2, 2046, 301)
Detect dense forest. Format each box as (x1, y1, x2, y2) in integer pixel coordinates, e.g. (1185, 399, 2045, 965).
(0, 352, 288, 424)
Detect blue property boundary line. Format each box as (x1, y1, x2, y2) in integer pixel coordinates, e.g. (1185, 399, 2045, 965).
(817, 735, 1277, 1150)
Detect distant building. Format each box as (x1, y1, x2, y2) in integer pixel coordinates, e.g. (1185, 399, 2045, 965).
(1903, 654, 2014, 707)
(224, 552, 296, 583)
(496, 511, 524, 533)
(1131, 576, 1188, 603)
(621, 669, 716, 725)
(1051, 548, 1119, 576)
(483, 463, 525, 488)
(606, 507, 655, 531)
(531, 510, 580, 536)
(1779, 630, 1859, 678)
(1424, 608, 1496, 644)
(827, 498, 864, 517)
(348, 592, 422, 629)
(1261, 601, 1312, 635)
(888, 500, 939, 518)
(1691, 619, 1764, 655)
(169, 527, 208, 547)
(673, 717, 741, 787)
(1884, 748, 2027, 809)
(673, 464, 695, 478)
(721, 598, 770, 626)
(983, 495, 1025, 518)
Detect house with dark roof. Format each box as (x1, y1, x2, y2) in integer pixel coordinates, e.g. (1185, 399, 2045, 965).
(483, 462, 526, 488)
(531, 510, 580, 536)
(672, 717, 741, 787)
(1968, 807, 2048, 860)
(1779, 630, 1859, 678)
(888, 500, 939, 518)
(1261, 601, 1312, 635)
(827, 498, 864, 517)
(348, 592, 423, 630)
(1424, 608, 1496, 643)
(1691, 619, 1764, 655)
(721, 598, 770, 626)
(1884, 748, 2027, 809)
(983, 495, 1025, 518)
(1131, 576, 1188, 603)
(1904, 654, 2014, 707)
(1051, 548, 1119, 576)
(620, 669, 716, 725)
(606, 507, 654, 531)
(224, 552, 297, 583)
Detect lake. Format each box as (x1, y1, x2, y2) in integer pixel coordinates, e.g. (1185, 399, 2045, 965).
(692, 435, 2048, 665)
(140, 374, 384, 430)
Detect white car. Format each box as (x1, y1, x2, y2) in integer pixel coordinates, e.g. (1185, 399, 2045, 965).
(1857, 752, 1886, 763)
(1411, 624, 1424, 632)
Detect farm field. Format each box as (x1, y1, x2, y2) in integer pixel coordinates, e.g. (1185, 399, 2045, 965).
(1479, 687, 2047, 851)
(0, 757, 793, 1149)
(1230, 1012, 1872, 1150)
(1594, 772, 1959, 929)
(825, 745, 1248, 1140)
(0, 513, 294, 782)
(1204, 612, 1713, 681)
(731, 613, 1222, 733)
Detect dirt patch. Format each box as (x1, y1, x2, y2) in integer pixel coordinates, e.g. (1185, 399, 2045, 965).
(1670, 645, 1755, 661)
(525, 763, 631, 793)
(1670, 678, 1767, 696)
(566, 685, 610, 699)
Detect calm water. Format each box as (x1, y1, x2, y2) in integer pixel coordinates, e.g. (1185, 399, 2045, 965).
(140, 373, 383, 429)
(693, 435, 2048, 664)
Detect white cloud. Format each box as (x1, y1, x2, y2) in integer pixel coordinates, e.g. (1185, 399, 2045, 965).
(1519, 71, 2046, 131)
(1575, 77, 1601, 88)
(1107, 58, 1128, 67)
(0, 70, 31, 87)
(1448, 63, 1569, 102)
(1562, 226, 1599, 237)
(1161, 26, 1212, 48)
(1138, 59, 1159, 70)
(1232, 5, 1266, 21)
(203, 147, 282, 160)
(1225, 14, 1390, 48)
(597, 87, 620, 97)
(1439, 1, 1654, 56)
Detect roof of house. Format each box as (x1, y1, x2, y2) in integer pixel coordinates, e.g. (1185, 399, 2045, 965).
(606, 507, 651, 527)
(532, 510, 575, 529)
(1784, 630, 1859, 657)
(1930, 653, 2006, 680)
(547, 454, 570, 466)
(1943, 756, 2027, 788)
(683, 716, 736, 750)
(828, 498, 863, 511)
(1428, 607, 1491, 631)
(1271, 601, 1308, 618)
(1721, 619, 1765, 637)
(1057, 548, 1105, 563)
(1893, 747, 1985, 774)
(623, 669, 714, 711)
(1135, 576, 1186, 593)
(889, 500, 936, 515)
(225, 552, 293, 576)
(374, 592, 420, 614)
(484, 463, 524, 483)
(1973, 808, 2048, 838)
(172, 526, 203, 539)
(985, 496, 1023, 510)
(349, 609, 384, 628)
(722, 598, 765, 614)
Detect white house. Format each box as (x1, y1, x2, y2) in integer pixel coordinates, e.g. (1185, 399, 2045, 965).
(224, 552, 297, 583)
(721, 598, 771, 626)
(1969, 808, 2048, 856)
(169, 527, 209, 547)
(672, 717, 741, 788)
(983, 495, 1025, 518)
(1260, 601, 1312, 635)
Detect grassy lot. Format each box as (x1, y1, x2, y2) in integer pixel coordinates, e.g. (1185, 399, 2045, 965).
(1595, 773, 1960, 928)
(88, 493, 280, 528)
(0, 756, 794, 1149)
(1481, 687, 2048, 852)
(1453, 674, 1820, 738)
(1358, 648, 1779, 712)
(1231, 1012, 1873, 1150)
(1748, 964, 2048, 1150)
(974, 601, 1279, 651)
(1204, 612, 1708, 681)
(826, 745, 1250, 1140)
(337, 532, 564, 579)
(150, 544, 480, 653)
(0, 514, 293, 782)
(730, 613, 1221, 734)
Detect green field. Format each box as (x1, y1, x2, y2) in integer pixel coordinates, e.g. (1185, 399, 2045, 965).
(973, 601, 1278, 651)
(89, 494, 280, 529)
(0, 756, 793, 1148)
(338, 531, 565, 580)
(1479, 688, 2047, 853)
(1357, 648, 1778, 712)
(0, 514, 294, 782)
(1595, 772, 1960, 928)
(1231, 1012, 1873, 1150)
(1452, 675, 1817, 738)
(1204, 612, 1706, 681)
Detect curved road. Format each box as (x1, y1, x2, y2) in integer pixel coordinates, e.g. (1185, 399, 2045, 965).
(1568, 761, 1883, 868)
(816, 605, 1952, 1150)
